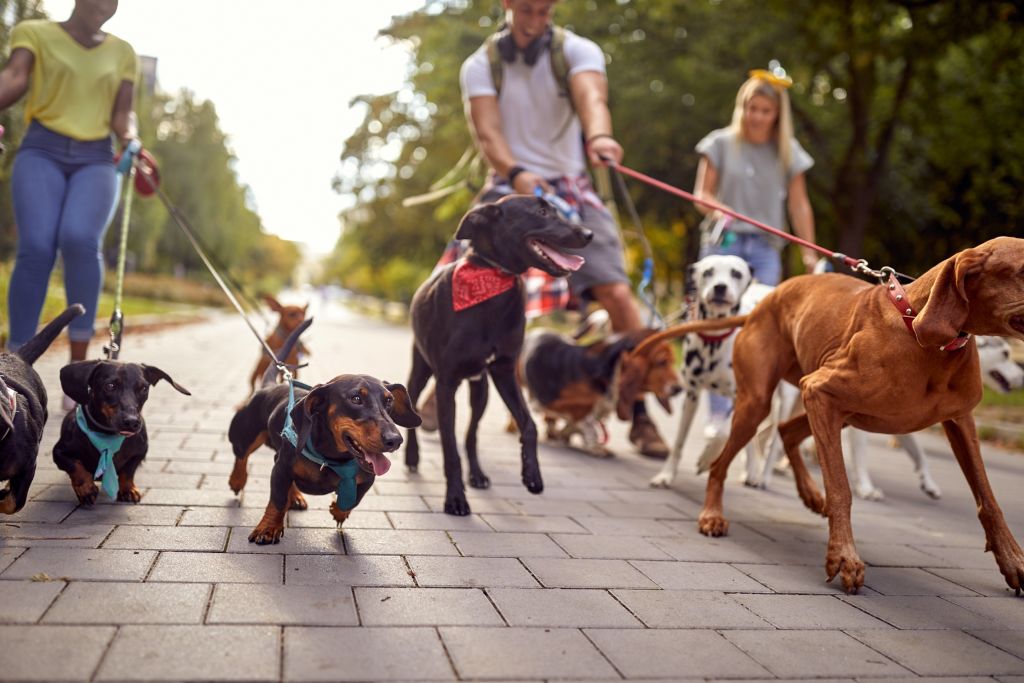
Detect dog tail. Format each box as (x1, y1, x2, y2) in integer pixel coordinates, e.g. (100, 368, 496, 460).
(260, 317, 313, 388)
(632, 314, 749, 356)
(15, 304, 86, 365)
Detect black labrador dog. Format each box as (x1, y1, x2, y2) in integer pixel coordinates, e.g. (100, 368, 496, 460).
(0, 304, 84, 514)
(53, 360, 190, 504)
(404, 194, 593, 515)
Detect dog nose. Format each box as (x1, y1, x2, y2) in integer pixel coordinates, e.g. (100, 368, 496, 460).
(381, 429, 403, 451)
(713, 283, 727, 296)
(578, 228, 594, 243)
(123, 416, 141, 433)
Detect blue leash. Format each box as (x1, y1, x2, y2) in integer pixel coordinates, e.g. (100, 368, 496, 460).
(280, 378, 359, 510)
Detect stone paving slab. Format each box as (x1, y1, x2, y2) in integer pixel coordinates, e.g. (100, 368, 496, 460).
(2, 306, 1023, 682)
(0, 624, 115, 681)
(95, 625, 280, 681)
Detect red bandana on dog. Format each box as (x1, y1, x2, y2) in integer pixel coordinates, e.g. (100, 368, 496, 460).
(452, 260, 517, 311)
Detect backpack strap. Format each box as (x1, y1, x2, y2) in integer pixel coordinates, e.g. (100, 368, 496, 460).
(485, 32, 504, 97)
(549, 26, 572, 108)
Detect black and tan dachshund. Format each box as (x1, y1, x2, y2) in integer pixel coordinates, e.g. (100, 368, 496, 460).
(404, 194, 593, 515)
(0, 304, 84, 514)
(53, 360, 190, 505)
(239, 374, 420, 544)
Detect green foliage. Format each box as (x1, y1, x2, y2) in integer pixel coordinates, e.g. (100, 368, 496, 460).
(327, 0, 1024, 303)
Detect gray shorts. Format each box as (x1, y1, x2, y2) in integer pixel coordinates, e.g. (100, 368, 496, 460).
(477, 189, 629, 296)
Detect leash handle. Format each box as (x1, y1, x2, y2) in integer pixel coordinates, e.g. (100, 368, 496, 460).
(116, 138, 142, 175)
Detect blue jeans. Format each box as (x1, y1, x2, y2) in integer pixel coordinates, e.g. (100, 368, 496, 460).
(8, 121, 117, 348)
(701, 231, 782, 418)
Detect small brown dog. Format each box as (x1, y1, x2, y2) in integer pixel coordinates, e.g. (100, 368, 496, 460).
(674, 236, 1024, 594)
(519, 328, 681, 456)
(250, 295, 309, 389)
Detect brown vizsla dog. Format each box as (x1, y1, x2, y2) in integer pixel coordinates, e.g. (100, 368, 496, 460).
(249, 295, 309, 390)
(649, 237, 1024, 594)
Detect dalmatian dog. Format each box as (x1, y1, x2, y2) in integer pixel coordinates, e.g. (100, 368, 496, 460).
(753, 334, 1024, 501)
(650, 255, 772, 488)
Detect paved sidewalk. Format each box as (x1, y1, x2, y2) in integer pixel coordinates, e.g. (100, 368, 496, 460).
(3, 299, 1024, 682)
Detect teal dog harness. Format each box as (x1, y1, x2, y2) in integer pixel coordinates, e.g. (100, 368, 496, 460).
(281, 379, 359, 510)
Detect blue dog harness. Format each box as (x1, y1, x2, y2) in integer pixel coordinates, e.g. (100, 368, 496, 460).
(281, 379, 359, 510)
(75, 406, 124, 500)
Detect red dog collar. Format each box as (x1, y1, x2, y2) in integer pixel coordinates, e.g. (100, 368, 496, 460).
(452, 260, 517, 312)
(698, 328, 737, 343)
(886, 274, 971, 351)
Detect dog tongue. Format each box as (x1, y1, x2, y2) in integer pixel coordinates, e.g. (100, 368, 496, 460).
(536, 242, 585, 271)
(365, 452, 392, 476)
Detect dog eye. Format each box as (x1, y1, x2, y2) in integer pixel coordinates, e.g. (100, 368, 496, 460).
(730, 269, 743, 280)
(384, 395, 394, 408)
(350, 394, 363, 405)
(104, 381, 116, 392)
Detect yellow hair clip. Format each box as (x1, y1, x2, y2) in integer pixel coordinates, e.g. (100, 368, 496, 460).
(749, 69, 793, 90)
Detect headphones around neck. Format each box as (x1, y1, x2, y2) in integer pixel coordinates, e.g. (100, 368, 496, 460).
(496, 25, 553, 66)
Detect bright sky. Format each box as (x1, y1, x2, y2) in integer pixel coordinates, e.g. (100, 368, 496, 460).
(44, 0, 426, 254)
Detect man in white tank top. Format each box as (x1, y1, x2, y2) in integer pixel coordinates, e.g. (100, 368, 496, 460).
(457, 0, 670, 458)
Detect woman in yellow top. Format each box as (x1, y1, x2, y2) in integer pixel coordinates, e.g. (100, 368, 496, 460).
(0, 0, 137, 402)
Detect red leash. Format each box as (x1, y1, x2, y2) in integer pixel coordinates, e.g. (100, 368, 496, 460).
(605, 160, 859, 269)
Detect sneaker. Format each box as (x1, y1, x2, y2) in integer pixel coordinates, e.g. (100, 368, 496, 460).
(629, 415, 669, 459)
(418, 389, 438, 432)
(62, 394, 76, 413)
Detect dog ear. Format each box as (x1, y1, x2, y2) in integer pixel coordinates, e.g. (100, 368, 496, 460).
(616, 352, 649, 420)
(455, 203, 503, 241)
(141, 365, 192, 396)
(384, 382, 422, 428)
(291, 384, 328, 451)
(913, 248, 986, 348)
(262, 294, 283, 313)
(60, 361, 103, 405)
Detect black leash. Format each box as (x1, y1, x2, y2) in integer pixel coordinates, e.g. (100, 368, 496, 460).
(134, 169, 289, 374)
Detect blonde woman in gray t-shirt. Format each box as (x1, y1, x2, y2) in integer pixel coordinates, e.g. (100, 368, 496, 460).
(695, 70, 818, 286)
(694, 69, 818, 431)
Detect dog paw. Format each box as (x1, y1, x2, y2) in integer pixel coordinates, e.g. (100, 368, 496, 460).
(248, 523, 284, 545)
(743, 476, 763, 489)
(73, 482, 99, 506)
(468, 472, 491, 489)
(227, 469, 248, 495)
(329, 501, 351, 528)
(585, 446, 613, 458)
(0, 493, 16, 515)
(116, 486, 142, 504)
(856, 485, 885, 502)
(920, 480, 942, 500)
(825, 542, 865, 593)
(521, 463, 543, 494)
(289, 491, 308, 511)
(444, 493, 472, 516)
(649, 472, 673, 488)
(698, 510, 729, 537)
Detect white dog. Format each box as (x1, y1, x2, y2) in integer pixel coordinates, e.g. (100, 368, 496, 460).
(650, 255, 772, 488)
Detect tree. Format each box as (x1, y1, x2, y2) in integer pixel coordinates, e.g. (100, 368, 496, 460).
(329, 0, 1022, 299)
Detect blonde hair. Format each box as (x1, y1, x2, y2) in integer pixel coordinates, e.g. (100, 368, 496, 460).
(728, 77, 794, 172)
